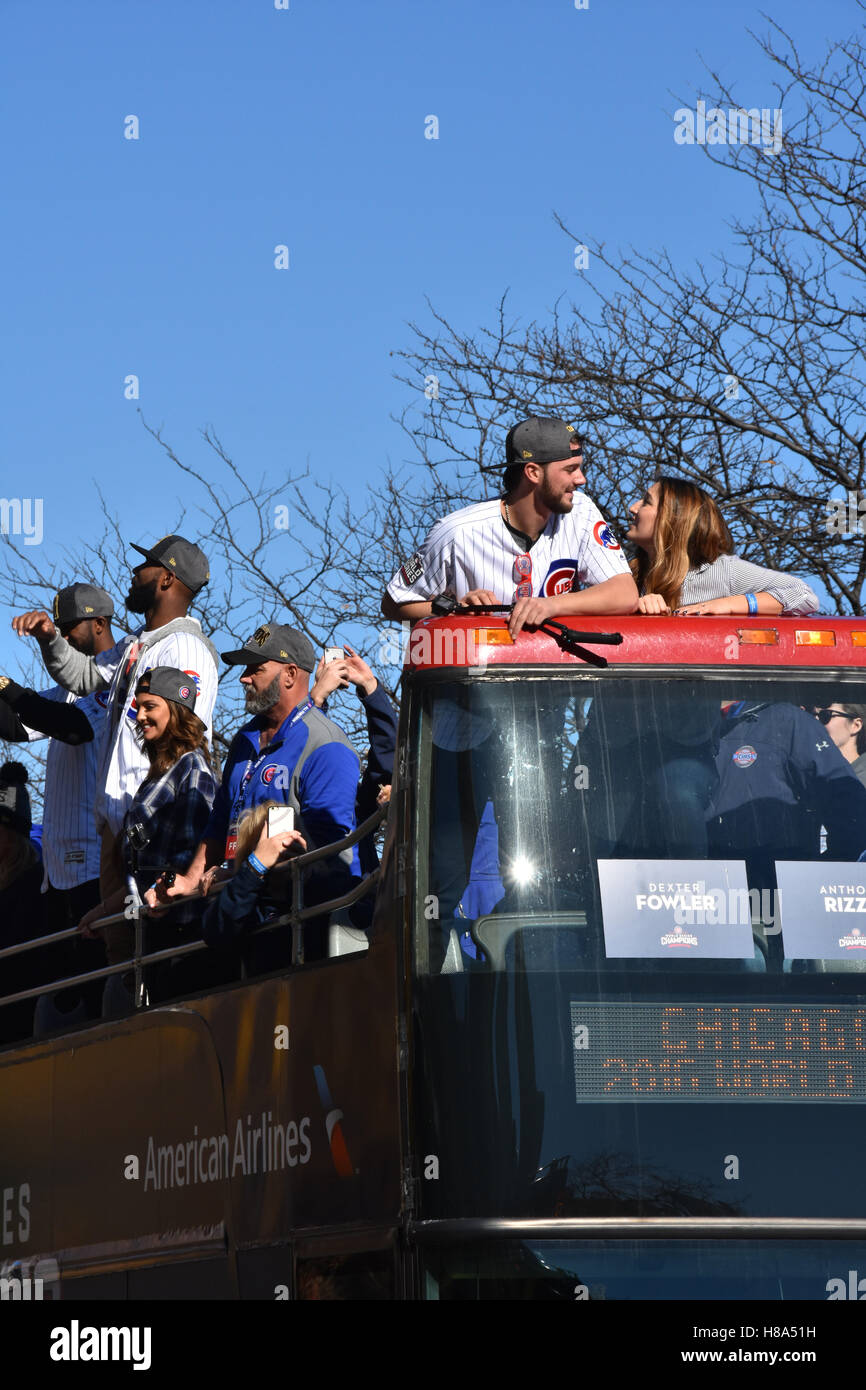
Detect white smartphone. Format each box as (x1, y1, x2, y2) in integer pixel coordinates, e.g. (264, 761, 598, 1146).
(267, 805, 295, 837)
(324, 646, 344, 664)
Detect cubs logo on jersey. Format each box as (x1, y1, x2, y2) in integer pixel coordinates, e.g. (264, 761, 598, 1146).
(541, 561, 578, 597)
(261, 764, 278, 785)
(592, 520, 621, 551)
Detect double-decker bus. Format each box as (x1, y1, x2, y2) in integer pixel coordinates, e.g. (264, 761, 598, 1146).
(1, 612, 866, 1301)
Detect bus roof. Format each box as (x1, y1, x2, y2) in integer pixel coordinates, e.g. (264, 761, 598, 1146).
(403, 614, 866, 672)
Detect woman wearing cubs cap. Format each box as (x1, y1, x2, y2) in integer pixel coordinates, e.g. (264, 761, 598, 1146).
(78, 666, 223, 1010)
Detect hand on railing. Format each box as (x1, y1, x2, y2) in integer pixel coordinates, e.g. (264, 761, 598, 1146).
(78, 902, 107, 939)
(144, 870, 197, 908)
(199, 865, 233, 897)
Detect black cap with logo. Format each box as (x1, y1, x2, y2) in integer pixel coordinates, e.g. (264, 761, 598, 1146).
(53, 583, 115, 627)
(136, 666, 199, 713)
(221, 623, 316, 671)
(505, 416, 582, 468)
(129, 535, 210, 595)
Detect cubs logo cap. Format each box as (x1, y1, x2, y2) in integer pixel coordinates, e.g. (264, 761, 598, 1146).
(136, 665, 198, 712)
(505, 416, 583, 468)
(53, 583, 115, 626)
(128, 534, 210, 595)
(221, 622, 317, 671)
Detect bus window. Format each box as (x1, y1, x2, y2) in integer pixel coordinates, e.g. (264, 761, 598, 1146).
(415, 675, 866, 975)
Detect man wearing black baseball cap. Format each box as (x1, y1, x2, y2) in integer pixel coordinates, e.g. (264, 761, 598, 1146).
(152, 621, 361, 964)
(1, 582, 118, 1025)
(383, 414, 637, 635)
(12, 535, 220, 901)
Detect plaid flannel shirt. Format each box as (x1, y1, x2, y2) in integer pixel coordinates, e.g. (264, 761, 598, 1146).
(122, 749, 217, 923)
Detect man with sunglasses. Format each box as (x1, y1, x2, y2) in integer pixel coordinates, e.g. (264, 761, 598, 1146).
(382, 416, 638, 636)
(815, 703, 866, 788)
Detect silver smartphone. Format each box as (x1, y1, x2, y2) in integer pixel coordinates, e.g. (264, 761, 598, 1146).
(267, 805, 295, 837)
(324, 647, 345, 664)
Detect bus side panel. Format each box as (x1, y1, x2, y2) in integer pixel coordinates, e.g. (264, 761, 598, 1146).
(0, 934, 402, 1291)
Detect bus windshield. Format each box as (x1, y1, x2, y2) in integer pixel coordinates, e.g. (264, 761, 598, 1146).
(409, 671, 866, 1252)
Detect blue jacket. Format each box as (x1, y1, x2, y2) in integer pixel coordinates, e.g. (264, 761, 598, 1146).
(708, 701, 866, 863)
(205, 698, 361, 878)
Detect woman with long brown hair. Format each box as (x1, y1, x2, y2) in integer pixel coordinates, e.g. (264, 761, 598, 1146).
(627, 478, 820, 615)
(78, 667, 218, 1008)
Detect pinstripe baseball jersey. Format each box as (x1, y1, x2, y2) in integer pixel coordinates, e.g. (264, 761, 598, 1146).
(386, 495, 630, 606)
(93, 620, 220, 836)
(24, 686, 108, 891)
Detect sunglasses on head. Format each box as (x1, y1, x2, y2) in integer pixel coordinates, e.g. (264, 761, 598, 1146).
(513, 553, 532, 598)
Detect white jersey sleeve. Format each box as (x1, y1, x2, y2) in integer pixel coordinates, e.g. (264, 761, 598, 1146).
(386, 520, 455, 604)
(572, 495, 632, 587)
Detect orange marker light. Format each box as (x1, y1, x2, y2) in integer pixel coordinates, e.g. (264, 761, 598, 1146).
(795, 630, 836, 646)
(852, 633, 866, 647)
(736, 629, 778, 645)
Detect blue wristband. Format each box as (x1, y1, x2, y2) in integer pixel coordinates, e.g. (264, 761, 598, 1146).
(247, 852, 268, 877)
(745, 592, 758, 615)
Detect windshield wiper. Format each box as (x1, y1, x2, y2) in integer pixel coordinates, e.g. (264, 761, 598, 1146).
(438, 599, 624, 667)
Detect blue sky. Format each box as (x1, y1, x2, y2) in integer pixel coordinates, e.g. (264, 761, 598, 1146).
(0, 0, 851, 675)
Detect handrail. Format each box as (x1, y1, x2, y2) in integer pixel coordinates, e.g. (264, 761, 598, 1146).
(0, 802, 388, 1015)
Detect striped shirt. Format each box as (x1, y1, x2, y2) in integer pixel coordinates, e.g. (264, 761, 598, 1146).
(24, 686, 108, 891)
(677, 555, 820, 614)
(386, 495, 630, 606)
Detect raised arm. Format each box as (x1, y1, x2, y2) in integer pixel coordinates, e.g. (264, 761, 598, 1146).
(0, 681, 94, 745)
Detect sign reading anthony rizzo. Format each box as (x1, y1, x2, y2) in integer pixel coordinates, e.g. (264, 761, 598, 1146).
(775, 861, 866, 960)
(597, 859, 754, 958)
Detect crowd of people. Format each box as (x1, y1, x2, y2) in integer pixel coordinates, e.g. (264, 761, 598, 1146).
(0, 538, 397, 1041)
(0, 414, 839, 1039)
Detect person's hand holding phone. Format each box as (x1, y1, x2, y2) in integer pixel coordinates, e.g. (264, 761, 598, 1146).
(310, 651, 350, 707)
(252, 806, 307, 870)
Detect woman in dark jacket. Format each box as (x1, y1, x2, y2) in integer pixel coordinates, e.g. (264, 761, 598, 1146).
(79, 667, 219, 1008)
(201, 799, 307, 974)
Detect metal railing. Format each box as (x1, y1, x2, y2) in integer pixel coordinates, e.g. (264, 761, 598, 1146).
(0, 803, 388, 1017)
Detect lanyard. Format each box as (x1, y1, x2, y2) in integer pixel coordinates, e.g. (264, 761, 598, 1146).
(225, 697, 314, 856)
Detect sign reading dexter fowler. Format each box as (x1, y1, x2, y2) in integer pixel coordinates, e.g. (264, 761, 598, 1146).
(570, 1001, 866, 1103)
(775, 862, 866, 960)
(597, 859, 755, 958)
